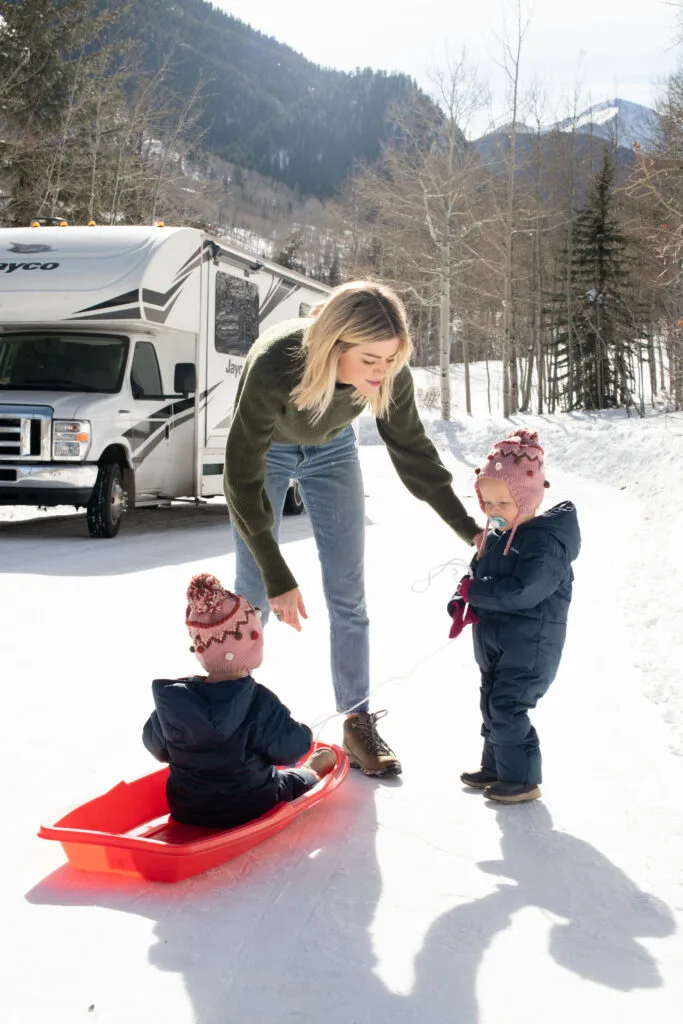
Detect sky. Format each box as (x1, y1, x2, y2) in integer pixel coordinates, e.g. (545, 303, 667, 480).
(213, 0, 681, 135)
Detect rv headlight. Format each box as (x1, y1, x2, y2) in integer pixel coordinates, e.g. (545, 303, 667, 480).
(52, 420, 91, 460)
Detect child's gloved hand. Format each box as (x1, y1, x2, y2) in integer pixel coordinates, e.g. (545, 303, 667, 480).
(457, 576, 473, 603)
(446, 576, 479, 640)
(448, 598, 466, 639)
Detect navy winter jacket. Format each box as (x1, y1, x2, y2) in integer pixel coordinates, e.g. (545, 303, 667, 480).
(142, 676, 312, 829)
(467, 502, 581, 684)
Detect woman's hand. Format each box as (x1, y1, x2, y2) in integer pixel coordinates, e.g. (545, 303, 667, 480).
(270, 588, 308, 632)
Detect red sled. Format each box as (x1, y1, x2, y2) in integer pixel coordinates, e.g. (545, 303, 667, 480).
(38, 743, 349, 883)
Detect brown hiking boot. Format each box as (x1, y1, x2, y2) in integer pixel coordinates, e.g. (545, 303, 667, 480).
(343, 711, 402, 777)
(304, 746, 336, 780)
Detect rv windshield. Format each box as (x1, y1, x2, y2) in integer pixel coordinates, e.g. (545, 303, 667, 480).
(0, 333, 129, 393)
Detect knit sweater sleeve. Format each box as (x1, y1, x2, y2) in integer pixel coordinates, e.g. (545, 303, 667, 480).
(376, 367, 481, 545)
(224, 355, 298, 598)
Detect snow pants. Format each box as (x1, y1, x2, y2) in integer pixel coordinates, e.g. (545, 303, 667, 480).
(473, 617, 566, 785)
(275, 767, 318, 802)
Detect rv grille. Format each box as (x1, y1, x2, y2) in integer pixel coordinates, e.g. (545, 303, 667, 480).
(0, 406, 52, 460)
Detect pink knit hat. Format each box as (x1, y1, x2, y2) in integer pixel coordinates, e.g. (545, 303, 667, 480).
(474, 428, 549, 557)
(185, 573, 263, 677)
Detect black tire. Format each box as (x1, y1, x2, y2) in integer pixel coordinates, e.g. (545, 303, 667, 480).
(283, 482, 304, 517)
(86, 462, 128, 538)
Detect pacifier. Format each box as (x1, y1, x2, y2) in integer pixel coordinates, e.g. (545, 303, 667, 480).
(489, 516, 507, 531)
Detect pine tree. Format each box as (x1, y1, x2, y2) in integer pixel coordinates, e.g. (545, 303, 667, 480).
(0, 0, 123, 224)
(0, 0, 209, 226)
(327, 252, 342, 287)
(276, 229, 306, 273)
(549, 151, 646, 410)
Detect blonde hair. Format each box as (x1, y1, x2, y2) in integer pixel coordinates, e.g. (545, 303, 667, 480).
(291, 280, 413, 423)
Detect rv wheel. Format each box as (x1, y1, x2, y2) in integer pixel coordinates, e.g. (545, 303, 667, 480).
(283, 483, 304, 517)
(86, 461, 128, 538)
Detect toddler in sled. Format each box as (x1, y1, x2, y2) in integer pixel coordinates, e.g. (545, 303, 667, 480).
(143, 573, 335, 829)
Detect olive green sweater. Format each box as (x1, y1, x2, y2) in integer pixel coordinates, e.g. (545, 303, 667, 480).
(224, 319, 480, 597)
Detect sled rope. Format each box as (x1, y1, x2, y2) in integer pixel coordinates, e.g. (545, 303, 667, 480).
(310, 556, 473, 738)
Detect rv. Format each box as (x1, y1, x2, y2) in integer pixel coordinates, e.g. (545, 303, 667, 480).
(0, 224, 330, 536)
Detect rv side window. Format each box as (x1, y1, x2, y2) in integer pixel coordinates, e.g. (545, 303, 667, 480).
(214, 272, 259, 356)
(131, 342, 163, 399)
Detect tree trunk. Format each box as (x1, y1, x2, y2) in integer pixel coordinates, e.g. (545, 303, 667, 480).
(462, 330, 472, 415)
(500, 2, 529, 418)
(647, 327, 657, 406)
(535, 228, 544, 414)
(439, 247, 451, 420)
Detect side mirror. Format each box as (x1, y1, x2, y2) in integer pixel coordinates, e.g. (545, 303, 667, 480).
(174, 362, 196, 395)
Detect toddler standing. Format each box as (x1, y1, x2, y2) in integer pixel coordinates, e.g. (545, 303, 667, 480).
(448, 429, 580, 803)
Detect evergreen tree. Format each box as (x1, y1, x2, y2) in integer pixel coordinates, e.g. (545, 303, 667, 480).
(0, 0, 207, 226)
(327, 252, 342, 287)
(549, 151, 646, 410)
(276, 229, 306, 273)
(0, 0, 121, 224)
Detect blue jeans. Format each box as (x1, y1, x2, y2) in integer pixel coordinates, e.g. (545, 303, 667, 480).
(233, 426, 369, 713)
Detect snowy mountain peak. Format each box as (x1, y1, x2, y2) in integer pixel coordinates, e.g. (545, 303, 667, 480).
(547, 98, 660, 149)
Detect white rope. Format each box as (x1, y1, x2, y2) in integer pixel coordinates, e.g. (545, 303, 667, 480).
(310, 638, 454, 739)
(410, 556, 472, 594)
(310, 555, 474, 740)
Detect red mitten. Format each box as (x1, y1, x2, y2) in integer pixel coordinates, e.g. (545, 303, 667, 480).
(448, 599, 466, 639)
(463, 603, 480, 627)
(447, 575, 480, 639)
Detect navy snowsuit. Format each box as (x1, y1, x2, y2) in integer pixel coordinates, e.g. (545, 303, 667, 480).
(466, 501, 580, 785)
(142, 675, 313, 829)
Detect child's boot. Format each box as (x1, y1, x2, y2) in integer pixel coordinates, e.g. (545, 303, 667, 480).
(484, 781, 541, 803)
(304, 746, 337, 780)
(460, 768, 498, 789)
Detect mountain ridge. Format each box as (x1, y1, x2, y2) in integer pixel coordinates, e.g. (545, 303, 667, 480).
(96, 0, 438, 199)
(479, 98, 659, 149)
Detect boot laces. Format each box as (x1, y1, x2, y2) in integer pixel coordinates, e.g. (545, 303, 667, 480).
(353, 710, 394, 756)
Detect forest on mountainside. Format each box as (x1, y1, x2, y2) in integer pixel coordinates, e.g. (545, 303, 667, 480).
(89, 0, 437, 198)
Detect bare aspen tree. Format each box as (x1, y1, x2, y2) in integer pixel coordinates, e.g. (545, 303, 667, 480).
(523, 80, 549, 413)
(148, 74, 209, 223)
(626, 66, 683, 408)
(346, 54, 487, 419)
(495, 0, 532, 417)
(561, 75, 587, 410)
(430, 55, 489, 417)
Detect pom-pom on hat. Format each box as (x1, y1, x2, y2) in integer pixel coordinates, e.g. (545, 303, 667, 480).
(185, 573, 263, 677)
(474, 428, 549, 556)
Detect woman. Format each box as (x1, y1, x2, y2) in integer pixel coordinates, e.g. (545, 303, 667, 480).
(224, 280, 482, 777)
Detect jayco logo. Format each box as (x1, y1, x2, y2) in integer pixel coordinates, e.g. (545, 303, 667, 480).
(226, 360, 243, 379)
(0, 262, 60, 273)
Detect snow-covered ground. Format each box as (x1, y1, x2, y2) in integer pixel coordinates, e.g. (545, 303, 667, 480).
(2, 368, 683, 1023)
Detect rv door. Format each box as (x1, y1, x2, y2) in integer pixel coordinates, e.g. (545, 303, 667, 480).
(198, 266, 260, 495)
(127, 339, 171, 502)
